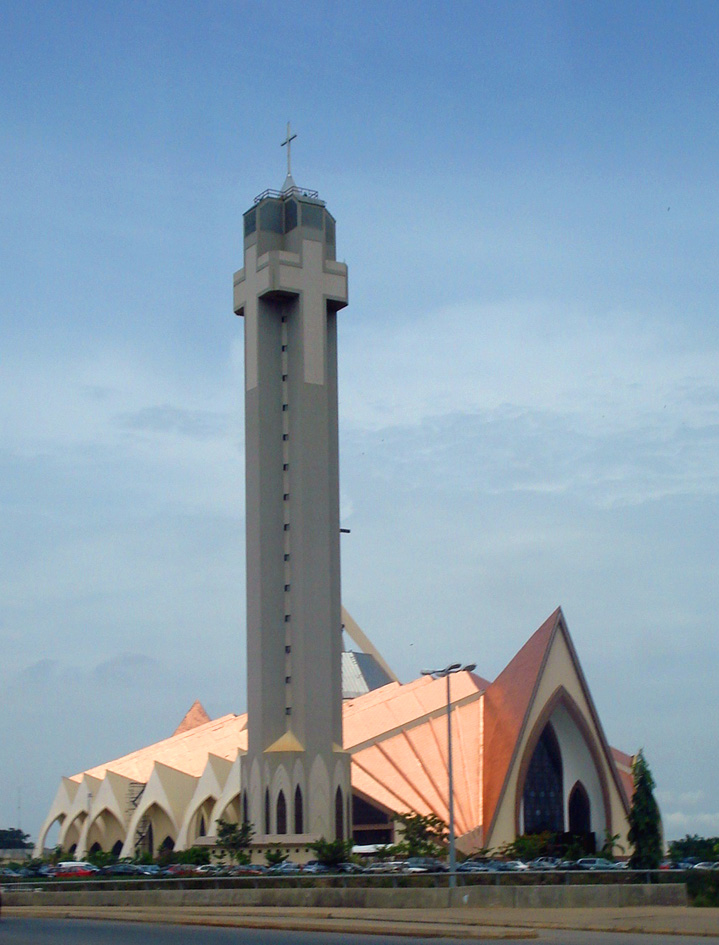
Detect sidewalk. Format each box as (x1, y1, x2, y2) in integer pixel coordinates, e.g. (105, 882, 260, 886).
(5, 905, 719, 938)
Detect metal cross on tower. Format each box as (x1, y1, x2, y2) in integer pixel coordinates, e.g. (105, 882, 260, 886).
(281, 121, 297, 177)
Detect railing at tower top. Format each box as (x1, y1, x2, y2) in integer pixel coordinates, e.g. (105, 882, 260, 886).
(253, 186, 321, 204)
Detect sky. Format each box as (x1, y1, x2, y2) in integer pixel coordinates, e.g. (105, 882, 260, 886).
(1, 0, 717, 845)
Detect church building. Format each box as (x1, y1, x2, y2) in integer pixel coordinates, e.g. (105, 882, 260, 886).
(35, 606, 634, 860)
(34, 138, 635, 861)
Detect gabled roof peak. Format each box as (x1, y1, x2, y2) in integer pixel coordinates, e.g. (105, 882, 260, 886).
(173, 699, 211, 736)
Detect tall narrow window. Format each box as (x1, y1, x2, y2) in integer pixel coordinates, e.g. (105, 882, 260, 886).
(242, 791, 248, 825)
(335, 786, 344, 840)
(276, 790, 287, 834)
(568, 781, 591, 835)
(522, 722, 563, 834)
(294, 785, 304, 834)
(264, 788, 270, 834)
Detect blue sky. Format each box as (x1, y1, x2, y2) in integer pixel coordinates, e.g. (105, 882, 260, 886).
(1, 0, 717, 843)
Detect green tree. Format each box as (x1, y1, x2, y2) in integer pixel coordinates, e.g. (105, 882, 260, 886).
(176, 846, 211, 866)
(598, 830, 625, 861)
(216, 819, 254, 866)
(498, 831, 554, 861)
(394, 812, 448, 858)
(668, 834, 719, 864)
(265, 845, 289, 867)
(86, 848, 118, 868)
(628, 749, 662, 869)
(0, 828, 31, 849)
(309, 837, 354, 867)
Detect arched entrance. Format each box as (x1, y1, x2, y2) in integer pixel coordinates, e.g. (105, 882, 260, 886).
(568, 780, 591, 834)
(522, 722, 564, 833)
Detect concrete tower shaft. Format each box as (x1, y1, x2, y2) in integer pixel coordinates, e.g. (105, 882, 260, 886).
(234, 188, 351, 841)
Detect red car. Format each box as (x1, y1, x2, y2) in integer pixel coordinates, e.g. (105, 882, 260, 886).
(54, 862, 99, 878)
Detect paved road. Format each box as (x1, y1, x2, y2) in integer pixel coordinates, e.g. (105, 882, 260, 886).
(2, 919, 719, 945)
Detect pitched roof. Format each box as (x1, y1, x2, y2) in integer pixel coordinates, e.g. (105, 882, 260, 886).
(482, 608, 561, 840)
(173, 700, 211, 736)
(75, 713, 248, 783)
(611, 746, 635, 805)
(344, 671, 486, 835)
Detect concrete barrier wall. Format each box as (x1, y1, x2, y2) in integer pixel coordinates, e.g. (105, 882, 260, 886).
(4, 882, 686, 909)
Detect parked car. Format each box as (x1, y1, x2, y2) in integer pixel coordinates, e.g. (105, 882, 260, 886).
(363, 860, 406, 873)
(267, 861, 301, 874)
(227, 864, 264, 875)
(100, 863, 144, 876)
(576, 857, 620, 871)
(302, 862, 333, 874)
(54, 862, 100, 878)
(502, 860, 530, 871)
(162, 863, 196, 877)
(404, 857, 447, 873)
(528, 857, 561, 870)
(693, 862, 719, 870)
(457, 860, 491, 873)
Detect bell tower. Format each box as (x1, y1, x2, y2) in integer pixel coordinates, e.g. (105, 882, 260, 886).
(233, 129, 351, 843)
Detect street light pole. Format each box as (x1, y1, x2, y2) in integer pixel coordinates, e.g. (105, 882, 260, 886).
(421, 661, 476, 888)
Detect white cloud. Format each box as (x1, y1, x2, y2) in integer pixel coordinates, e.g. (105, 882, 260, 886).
(665, 811, 719, 837)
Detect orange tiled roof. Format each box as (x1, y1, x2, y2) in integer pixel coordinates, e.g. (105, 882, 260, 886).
(345, 671, 485, 835)
(482, 608, 561, 839)
(74, 713, 248, 783)
(173, 700, 211, 735)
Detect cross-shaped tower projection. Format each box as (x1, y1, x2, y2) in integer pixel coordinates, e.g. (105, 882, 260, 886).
(233, 132, 351, 843)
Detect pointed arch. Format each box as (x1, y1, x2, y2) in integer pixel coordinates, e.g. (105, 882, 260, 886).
(335, 786, 344, 840)
(569, 780, 591, 834)
(264, 787, 270, 834)
(522, 721, 563, 833)
(294, 785, 304, 834)
(276, 790, 287, 834)
(85, 807, 125, 854)
(514, 685, 612, 838)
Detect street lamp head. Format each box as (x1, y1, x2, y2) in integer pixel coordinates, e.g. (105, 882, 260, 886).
(421, 661, 475, 679)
